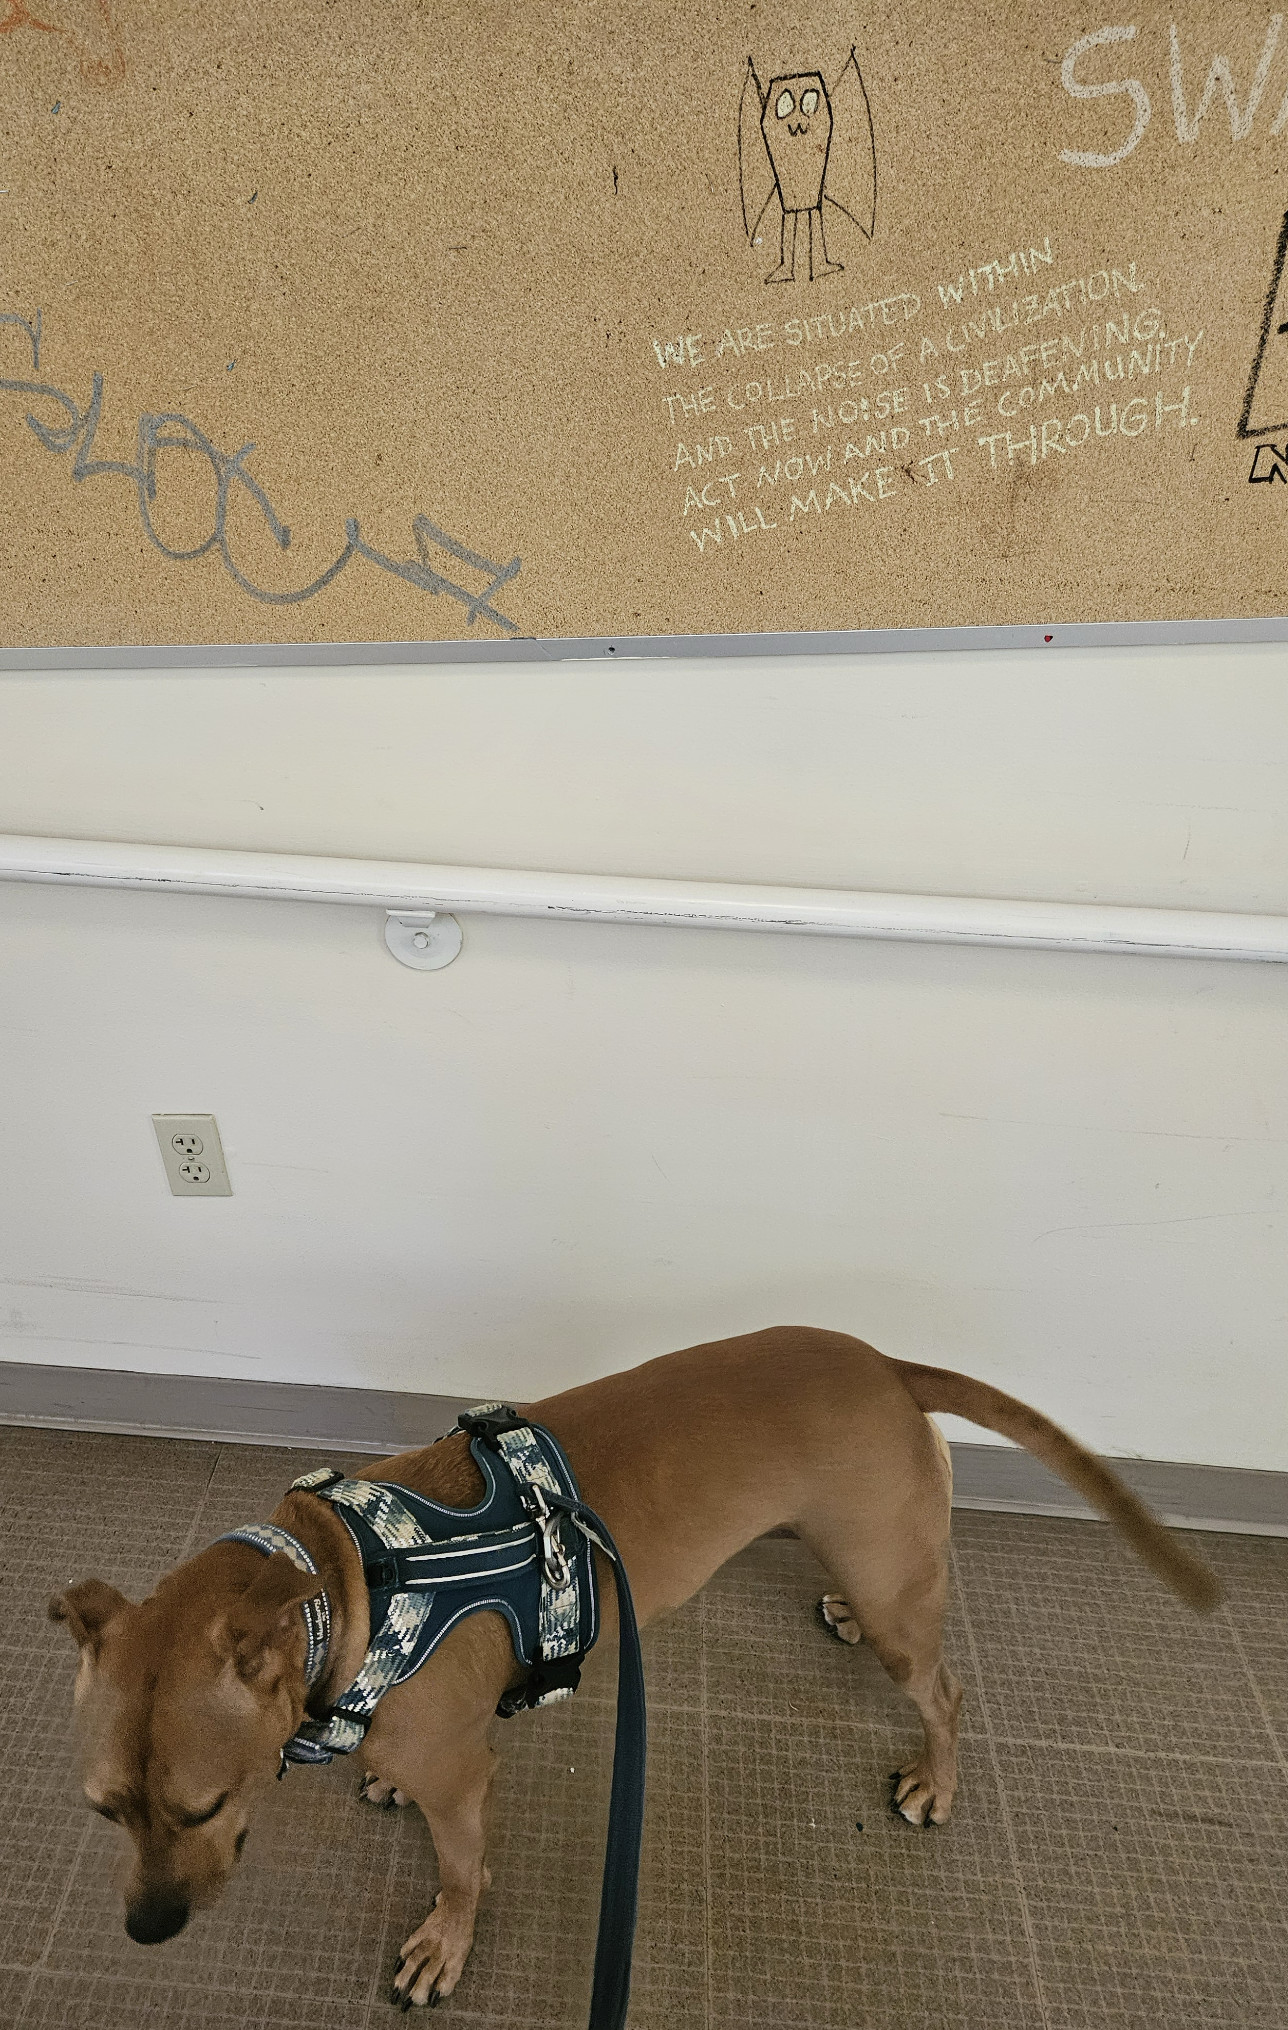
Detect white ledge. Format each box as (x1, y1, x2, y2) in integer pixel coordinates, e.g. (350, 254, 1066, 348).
(0, 833, 1285, 962)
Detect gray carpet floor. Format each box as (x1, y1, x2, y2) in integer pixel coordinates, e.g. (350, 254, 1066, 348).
(2, 1424, 1285, 2028)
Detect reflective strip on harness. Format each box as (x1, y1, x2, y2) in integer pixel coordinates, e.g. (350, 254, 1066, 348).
(494, 1421, 585, 1677)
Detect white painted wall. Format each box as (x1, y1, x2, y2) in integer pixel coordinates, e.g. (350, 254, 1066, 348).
(1, 646, 1285, 1469)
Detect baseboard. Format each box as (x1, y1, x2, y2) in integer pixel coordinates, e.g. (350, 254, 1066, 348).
(949, 1441, 1287, 1537)
(0, 1359, 467, 1455)
(0, 1360, 1283, 1536)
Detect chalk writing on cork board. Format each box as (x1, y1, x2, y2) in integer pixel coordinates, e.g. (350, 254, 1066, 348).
(1, 2, 1287, 647)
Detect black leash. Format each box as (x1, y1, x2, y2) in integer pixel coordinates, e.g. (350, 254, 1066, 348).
(573, 1498, 647, 2030)
(459, 1411, 647, 2030)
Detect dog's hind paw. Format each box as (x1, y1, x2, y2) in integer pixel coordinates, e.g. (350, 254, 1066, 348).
(360, 1773, 409, 1809)
(891, 1761, 954, 1827)
(819, 1593, 863, 1645)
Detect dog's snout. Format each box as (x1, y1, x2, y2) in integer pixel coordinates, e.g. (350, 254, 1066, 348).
(125, 1892, 190, 1945)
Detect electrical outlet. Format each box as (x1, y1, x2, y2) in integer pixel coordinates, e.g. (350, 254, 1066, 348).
(152, 1114, 232, 1196)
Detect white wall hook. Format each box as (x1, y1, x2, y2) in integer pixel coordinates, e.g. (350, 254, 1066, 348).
(384, 910, 463, 971)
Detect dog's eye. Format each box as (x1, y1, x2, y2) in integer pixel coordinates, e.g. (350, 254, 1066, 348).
(92, 1803, 119, 1822)
(179, 1792, 229, 1828)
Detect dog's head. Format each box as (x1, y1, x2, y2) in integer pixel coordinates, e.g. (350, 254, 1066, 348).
(49, 1547, 322, 1943)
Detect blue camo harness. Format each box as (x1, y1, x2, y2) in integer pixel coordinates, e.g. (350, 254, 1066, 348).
(218, 1403, 646, 2030)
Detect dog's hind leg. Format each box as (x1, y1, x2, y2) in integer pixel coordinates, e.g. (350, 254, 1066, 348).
(875, 1590, 962, 1829)
(800, 1420, 962, 1827)
(807, 1523, 962, 1826)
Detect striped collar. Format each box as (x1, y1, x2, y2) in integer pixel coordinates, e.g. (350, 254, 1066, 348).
(216, 1521, 332, 1692)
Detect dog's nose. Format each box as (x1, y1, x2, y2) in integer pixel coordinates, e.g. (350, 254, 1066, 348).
(125, 1892, 190, 1944)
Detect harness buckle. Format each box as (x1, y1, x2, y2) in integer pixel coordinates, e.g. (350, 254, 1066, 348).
(363, 1554, 401, 1593)
(457, 1406, 530, 1451)
(496, 1652, 584, 1718)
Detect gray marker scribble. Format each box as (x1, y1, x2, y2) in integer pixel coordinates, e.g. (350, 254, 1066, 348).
(0, 311, 521, 633)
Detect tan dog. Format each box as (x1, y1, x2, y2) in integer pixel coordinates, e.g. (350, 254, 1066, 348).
(50, 1327, 1219, 2009)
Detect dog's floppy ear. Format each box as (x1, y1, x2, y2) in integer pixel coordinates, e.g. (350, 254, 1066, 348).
(48, 1578, 130, 1652)
(222, 1553, 323, 1683)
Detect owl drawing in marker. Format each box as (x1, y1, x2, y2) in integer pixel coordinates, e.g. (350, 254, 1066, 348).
(739, 49, 876, 284)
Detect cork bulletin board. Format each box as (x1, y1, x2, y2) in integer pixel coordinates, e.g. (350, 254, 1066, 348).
(3, 1, 1288, 651)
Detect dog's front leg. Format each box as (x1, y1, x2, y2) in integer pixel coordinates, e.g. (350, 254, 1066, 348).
(389, 1714, 498, 2010)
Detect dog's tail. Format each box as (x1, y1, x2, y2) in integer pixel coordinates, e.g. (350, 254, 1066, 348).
(892, 1360, 1222, 1612)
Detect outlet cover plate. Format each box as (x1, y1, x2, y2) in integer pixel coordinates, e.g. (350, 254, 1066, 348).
(152, 1114, 233, 1196)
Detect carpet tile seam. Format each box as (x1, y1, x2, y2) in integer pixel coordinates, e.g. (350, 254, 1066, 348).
(576, 1696, 988, 1730)
(972, 1734, 1288, 1771)
(29, 1953, 381, 2009)
(1220, 1614, 1288, 1780)
(950, 1541, 1055, 2030)
(28, 1816, 94, 1977)
(14, 1964, 383, 2017)
(9, 1970, 38, 2029)
(698, 1581, 714, 2030)
(361, 1786, 410, 2029)
(174, 1444, 228, 1565)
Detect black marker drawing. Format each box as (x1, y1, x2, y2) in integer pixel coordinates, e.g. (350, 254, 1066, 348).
(0, 310, 520, 630)
(1248, 440, 1288, 480)
(1239, 209, 1288, 441)
(739, 49, 876, 285)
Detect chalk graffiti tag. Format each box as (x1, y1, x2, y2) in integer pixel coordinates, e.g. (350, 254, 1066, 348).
(0, 310, 521, 632)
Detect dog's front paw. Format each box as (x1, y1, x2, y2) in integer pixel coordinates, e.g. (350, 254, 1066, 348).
(819, 1593, 863, 1645)
(890, 1760, 954, 1828)
(359, 1773, 409, 1809)
(391, 1892, 477, 2010)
